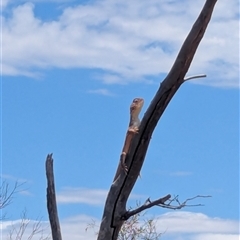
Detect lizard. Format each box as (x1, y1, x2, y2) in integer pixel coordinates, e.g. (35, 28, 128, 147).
(113, 97, 144, 182)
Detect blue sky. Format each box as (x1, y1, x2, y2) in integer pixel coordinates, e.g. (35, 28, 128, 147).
(1, 0, 239, 239)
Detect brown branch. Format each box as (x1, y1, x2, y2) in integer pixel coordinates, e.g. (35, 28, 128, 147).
(123, 195, 211, 220)
(45, 154, 62, 240)
(122, 194, 171, 220)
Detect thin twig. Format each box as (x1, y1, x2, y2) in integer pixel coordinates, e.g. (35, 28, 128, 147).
(184, 74, 207, 81)
(0, 181, 25, 211)
(158, 195, 212, 210)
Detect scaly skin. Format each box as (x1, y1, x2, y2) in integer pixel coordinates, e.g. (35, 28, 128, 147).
(113, 98, 144, 182)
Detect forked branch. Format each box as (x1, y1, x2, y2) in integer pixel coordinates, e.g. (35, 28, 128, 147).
(123, 195, 211, 220)
(158, 195, 212, 210)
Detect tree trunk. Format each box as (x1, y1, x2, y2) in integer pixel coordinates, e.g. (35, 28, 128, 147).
(46, 154, 62, 240)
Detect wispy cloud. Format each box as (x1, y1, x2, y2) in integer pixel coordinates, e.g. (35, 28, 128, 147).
(1, 174, 28, 183)
(56, 187, 146, 205)
(2, 0, 239, 88)
(192, 233, 239, 240)
(61, 215, 99, 239)
(0, 218, 51, 240)
(56, 187, 108, 205)
(87, 88, 114, 96)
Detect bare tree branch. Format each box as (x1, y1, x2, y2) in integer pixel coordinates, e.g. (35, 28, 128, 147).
(119, 210, 163, 240)
(184, 74, 207, 81)
(0, 180, 24, 217)
(123, 195, 211, 220)
(123, 194, 171, 220)
(8, 209, 50, 240)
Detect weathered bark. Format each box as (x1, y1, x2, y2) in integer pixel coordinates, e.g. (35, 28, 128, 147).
(46, 154, 62, 240)
(97, 1, 218, 239)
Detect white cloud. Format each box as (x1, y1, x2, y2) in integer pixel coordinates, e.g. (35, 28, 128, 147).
(2, 0, 239, 87)
(1, 215, 98, 240)
(0, 218, 51, 240)
(61, 215, 99, 240)
(1, 212, 239, 240)
(193, 233, 239, 240)
(56, 187, 108, 205)
(1, 173, 28, 183)
(156, 211, 238, 234)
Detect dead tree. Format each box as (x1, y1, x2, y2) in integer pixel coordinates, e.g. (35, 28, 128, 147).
(46, 154, 62, 240)
(97, 1, 218, 239)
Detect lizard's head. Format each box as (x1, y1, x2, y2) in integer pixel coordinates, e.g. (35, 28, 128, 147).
(130, 98, 144, 117)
